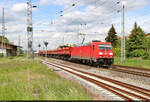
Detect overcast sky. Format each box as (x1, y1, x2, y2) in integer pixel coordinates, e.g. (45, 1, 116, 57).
(0, 0, 150, 51)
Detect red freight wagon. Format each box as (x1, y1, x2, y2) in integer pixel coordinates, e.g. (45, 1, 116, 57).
(63, 47, 72, 55)
(42, 47, 72, 59)
(57, 49, 63, 55)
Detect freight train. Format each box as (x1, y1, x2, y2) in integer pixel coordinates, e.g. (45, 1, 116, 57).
(39, 40, 114, 67)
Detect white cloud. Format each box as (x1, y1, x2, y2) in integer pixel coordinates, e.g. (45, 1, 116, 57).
(125, 0, 148, 10)
(11, 3, 26, 12)
(40, 0, 51, 5)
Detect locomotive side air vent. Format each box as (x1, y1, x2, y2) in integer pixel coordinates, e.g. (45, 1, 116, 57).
(92, 40, 101, 42)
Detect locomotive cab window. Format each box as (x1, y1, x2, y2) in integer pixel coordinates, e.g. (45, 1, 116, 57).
(98, 44, 112, 50)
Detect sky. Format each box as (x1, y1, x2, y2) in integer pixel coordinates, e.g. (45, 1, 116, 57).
(0, 0, 150, 51)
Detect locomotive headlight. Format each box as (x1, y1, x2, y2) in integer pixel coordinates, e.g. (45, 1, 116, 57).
(99, 52, 103, 55)
(109, 53, 113, 55)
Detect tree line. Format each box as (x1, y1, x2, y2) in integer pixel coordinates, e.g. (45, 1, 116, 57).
(105, 22, 150, 60)
(0, 36, 9, 43)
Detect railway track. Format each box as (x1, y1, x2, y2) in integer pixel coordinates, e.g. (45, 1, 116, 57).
(47, 57, 150, 78)
(40, 59, 150, 101)
(113, 65, 150, 72)
(112, 65, 150, 78)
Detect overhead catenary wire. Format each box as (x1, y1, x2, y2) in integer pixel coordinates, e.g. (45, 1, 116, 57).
(60, 0, 122, 26)
(34, 1, 120, 31)
(38, 0, 122, 27)
(56, 0, 81, 15)
(42, 0, 145, 32)
(59, 0, 107, 17)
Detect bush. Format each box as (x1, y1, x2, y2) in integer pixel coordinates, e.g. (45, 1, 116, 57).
(0, 53, 3, 57)
(18, 54, 24, 56)
(9, 56, 14, 59)
(142, 51, 150, 60)
(127, 50, 149, 59)
(113, 48, 121, 57)
(142, 54, 149, 60)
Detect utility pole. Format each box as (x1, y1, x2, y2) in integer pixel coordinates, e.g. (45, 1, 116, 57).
(27, 0, 36, 59)
(77, 24, 84, 45)
(1, 8, 6, 57)
(77, 25, 80, 44)
(17, 34, 21, 55)
(121, 4, 125, 63)
(62, 36, 64, 45)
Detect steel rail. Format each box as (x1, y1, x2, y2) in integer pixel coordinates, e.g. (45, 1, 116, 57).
(111, 68, 150, 78)
(113, 65, 150, 72)
(47, 58, 150, 78)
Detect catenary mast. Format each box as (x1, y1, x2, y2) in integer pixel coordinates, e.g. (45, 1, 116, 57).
(27, 0, 33, 58)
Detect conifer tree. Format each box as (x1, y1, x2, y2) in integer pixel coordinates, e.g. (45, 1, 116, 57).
(105, 25, 118, 48)
(128, 22, 145, 52)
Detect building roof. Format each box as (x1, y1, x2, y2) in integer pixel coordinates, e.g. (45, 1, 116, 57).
(146, 33, 150, 37)
(0, 42, 22, 48)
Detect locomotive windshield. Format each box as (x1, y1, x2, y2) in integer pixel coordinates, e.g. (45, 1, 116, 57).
(98, 44, 112, 50)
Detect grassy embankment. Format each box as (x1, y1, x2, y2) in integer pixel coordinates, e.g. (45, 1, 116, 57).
(114, 57, 150, 69)
(0, 57, 92, 100)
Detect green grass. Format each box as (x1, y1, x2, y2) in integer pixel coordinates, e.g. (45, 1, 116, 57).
(114, 57, 150, 69)
(0, 57, 92, 100)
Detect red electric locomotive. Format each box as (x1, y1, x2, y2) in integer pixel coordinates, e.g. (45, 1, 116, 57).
(71, 40, 114, 66)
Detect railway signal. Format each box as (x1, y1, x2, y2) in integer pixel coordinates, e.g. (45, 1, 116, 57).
(38, 44, 41, 50)
(44, 41, 48, 61)
(38, 44, 41, 56)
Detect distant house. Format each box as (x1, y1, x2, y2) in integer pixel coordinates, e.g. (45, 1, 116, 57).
(145, 33, 150, 37)
(0, 42, 21, 56)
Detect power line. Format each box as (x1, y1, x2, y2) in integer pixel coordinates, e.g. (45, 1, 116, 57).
(56, 0, 81, 16)
(60, 0, 107, 17)
(50, 1, 121, 27)
(92, 0, 121, 24)
(60, 0, 121, 26)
